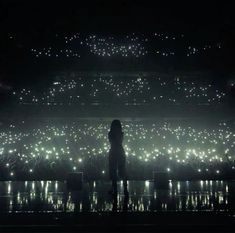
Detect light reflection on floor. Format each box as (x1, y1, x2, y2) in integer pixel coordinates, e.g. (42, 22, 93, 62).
(0, 180, 234, 213)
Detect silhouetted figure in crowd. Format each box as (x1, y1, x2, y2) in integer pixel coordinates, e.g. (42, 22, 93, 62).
(108, 119, 128, 196)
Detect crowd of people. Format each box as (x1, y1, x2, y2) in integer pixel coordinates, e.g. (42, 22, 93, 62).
(8, 32, 222, 59)
(11, 74, 228, 106)
(0, 119, 234, 180)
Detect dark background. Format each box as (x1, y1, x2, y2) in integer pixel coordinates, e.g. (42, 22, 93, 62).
(1, 0, 235, 85)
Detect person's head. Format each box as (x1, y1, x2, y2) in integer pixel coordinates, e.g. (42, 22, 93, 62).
(110, 119, 122, 133)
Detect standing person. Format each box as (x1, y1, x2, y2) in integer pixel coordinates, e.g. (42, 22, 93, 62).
(108, 119, 128, 196)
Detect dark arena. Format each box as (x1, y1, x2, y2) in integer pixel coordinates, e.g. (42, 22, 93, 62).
(1, 1, 235, 232)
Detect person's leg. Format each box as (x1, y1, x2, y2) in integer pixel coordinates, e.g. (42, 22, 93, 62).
(112, 191, 118, 212)
(123, 178, 128, 196)
(119, 156, 128, 196)
(112, 179, 117, 194)
(109, 153, 117, 194)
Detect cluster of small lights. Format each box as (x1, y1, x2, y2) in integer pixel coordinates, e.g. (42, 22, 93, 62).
(85, 34, 148, 57)
(0, 120, 234, 178)
(25, 33, 222, 59)
(11, 75, 227, 105)
(156, 50, 175, 57)
(186, 44, 222, 57)
(31, 47, 80, 58)
(174, 77, 226, 103)
(90, 76, 150, 98)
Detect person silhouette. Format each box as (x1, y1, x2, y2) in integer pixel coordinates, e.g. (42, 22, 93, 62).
(108, 119, 128, 197)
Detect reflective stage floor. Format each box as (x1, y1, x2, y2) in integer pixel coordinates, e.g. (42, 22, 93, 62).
(0, 180, 235, 213)
(0, 180, 235, 232)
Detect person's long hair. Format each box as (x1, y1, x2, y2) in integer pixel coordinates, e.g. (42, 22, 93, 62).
(110, 119, 122, 134)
